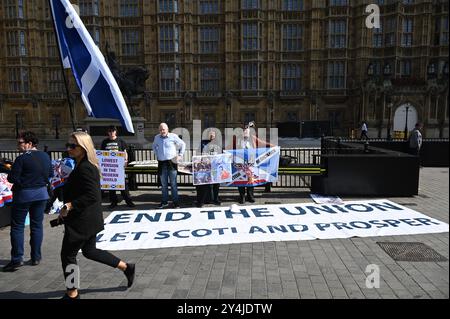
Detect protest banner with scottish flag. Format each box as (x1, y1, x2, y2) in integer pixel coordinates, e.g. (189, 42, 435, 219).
(49, 0, 134, 133)
(224, 147, 280, 187)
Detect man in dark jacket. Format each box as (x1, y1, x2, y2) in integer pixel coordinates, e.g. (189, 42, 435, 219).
(100, 125, 135, 209)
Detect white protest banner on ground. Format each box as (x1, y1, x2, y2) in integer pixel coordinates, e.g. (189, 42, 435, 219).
(96, 199, 449, 251)
(96, 150, 125, 190)
(310, 194, 344, 205)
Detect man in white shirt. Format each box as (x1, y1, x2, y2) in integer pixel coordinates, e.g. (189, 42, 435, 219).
(152, 123, 186, 208)
(360, 121, 369, 140)
(408, 122, 423, 156)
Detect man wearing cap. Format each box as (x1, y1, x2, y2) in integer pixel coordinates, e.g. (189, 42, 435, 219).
(101, 126, 135, 209)
(152, 123, 186, 209)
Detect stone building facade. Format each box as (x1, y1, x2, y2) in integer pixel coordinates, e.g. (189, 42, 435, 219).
(0, 0, 448, 143)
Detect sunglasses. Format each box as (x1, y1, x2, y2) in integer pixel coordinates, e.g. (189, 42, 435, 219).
(65, 143, 80, 150)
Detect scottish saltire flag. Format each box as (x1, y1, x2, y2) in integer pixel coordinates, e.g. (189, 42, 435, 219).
(50, 157, 76, 189)
(49, 0, 134, 133)
(224, 147, 280, 187)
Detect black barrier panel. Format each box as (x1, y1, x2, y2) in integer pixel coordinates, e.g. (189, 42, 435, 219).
(312, 139, 421, 196)
(326, 139, 449, 167)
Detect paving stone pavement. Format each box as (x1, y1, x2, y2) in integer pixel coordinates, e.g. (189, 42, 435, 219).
(0, 167, 448, 299)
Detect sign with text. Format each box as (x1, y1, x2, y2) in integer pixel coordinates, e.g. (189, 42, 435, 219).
(224, 147, 280, 187)
(96, 199, 449, 251)
(97, 150, 125, 190)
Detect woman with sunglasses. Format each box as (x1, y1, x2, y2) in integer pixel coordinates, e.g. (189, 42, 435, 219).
(3, 131, 52, 272)
(58, 131, 135, 299)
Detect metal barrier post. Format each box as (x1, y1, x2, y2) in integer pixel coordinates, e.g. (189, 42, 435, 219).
(127, 144, 137, 191)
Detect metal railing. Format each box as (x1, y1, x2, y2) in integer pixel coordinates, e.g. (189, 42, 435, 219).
(1, 147, 322, 189)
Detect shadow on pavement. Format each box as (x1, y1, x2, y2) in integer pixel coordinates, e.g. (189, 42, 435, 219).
(0, 286, 128, 299)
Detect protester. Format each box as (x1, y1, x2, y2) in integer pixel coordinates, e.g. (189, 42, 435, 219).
(196, 130, 222, 207)
(100, 125, 135, 208)
(229, 122, 275, 204)
(360, 121, 369, 140)
(58, 131, 135, 299)
(44, 150, 72, 214)
(3, 131, 52, 272)
(408, 122, 423, 156)
(152, 123, 186, 209)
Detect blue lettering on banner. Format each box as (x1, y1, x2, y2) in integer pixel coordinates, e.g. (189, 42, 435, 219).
(267, 225, 288, 233)
(249, 226, 266, 234)
(315, 223, 331, 231)
(415, 218, 441, 226)
(287, 224, 308, 232)
(369, 202, 403, 211)
(165, 212, 191, 222)
(225, 209, 250, 219)
(131, 231, 148, 240)
(349, 221, 371, 229)
(251, 208, 273, 218)
(173, 230, 190, 238)
(312, 218, 440, 232)
(110, 213, 132, 224)
(332, 222, 353, 230)
(192, 229, 212, 237)
(279, 207, 307, 216)
(398, 218, 423, 226)
(212, 227, 229, 235)
(154, 227, 239, 240)
(154, 231, 170, 239)
(368, 220, 389, 228)
(111, 232, 128, 241)
(200, 210, 221, 220)
(135, 213, 162, 222)
(96, 233, 106, 242)
(383, 219, 401, 227)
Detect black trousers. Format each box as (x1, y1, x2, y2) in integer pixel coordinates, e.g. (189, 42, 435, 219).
(238, 186, 254, 200)
(61, 232, 121, 286)
(196, 184, 220, 205)
(109, 178, 132, 204)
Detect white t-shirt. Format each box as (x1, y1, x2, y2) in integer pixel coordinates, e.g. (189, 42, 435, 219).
(361, 123, 368, 131)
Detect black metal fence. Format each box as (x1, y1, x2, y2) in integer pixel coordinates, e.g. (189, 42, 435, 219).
(1, 147, 321, 189)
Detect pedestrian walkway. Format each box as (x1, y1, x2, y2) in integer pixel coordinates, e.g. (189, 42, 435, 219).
(0, 168, 448, 299)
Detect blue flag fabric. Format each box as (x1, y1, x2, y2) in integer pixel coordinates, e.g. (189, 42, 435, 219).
(224, 147, 280, 187)
(49, 0, 134, 133)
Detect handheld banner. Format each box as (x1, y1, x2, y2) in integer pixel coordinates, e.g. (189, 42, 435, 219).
(97, 150, 126, 190)
(192, 153, 232, 185)
(224, 147, 280, 187)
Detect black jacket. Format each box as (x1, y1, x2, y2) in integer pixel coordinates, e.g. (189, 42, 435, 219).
(63, 157, 104, 242)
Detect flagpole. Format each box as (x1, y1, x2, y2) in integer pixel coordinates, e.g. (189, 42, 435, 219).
(48, 0, 76, 132)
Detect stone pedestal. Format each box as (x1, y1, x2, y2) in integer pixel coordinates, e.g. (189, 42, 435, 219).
(83, 117, 149, 147)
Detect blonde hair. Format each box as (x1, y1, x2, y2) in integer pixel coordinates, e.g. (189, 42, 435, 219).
(71, 131, 99, 170)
